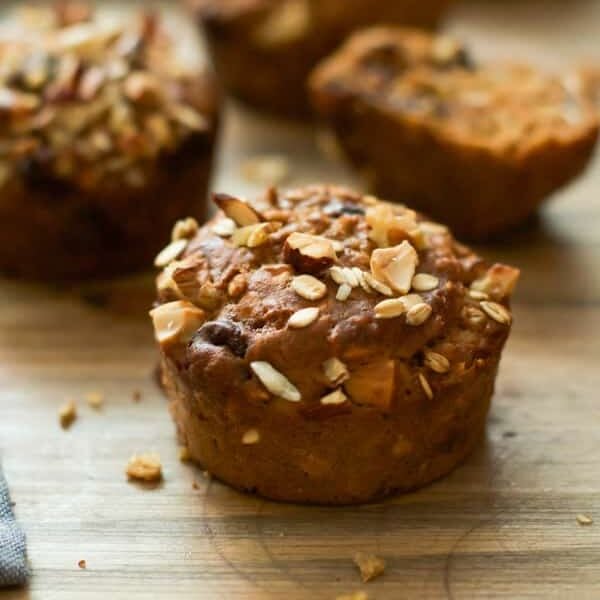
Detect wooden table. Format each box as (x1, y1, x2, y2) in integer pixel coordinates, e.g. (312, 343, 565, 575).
(2, 1, 600, 598)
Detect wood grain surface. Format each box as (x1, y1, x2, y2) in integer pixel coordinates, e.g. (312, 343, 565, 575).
(2, 1, 600, 598)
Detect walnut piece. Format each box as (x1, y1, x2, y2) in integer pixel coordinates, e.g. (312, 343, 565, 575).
(370, 241, 419, 295)
(284, 232, 336, 274)
(149, 300, 206, 345)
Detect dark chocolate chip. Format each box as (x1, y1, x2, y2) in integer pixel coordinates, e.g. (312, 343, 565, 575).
(193, 320, 248, 357)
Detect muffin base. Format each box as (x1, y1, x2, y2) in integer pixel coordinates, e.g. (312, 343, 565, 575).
(162, 354, 497, 505)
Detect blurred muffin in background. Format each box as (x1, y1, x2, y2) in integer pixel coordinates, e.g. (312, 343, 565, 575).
(0, 2, 220, 281)
(310, 27, 600, 240)
(187, 0, 453, 118)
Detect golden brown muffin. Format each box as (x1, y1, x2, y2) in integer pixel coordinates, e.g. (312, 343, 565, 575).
(0, 3, 220, 281)
(187, 0, 453, 118)
(150, 185, 519, 504)
(310, 28, 599, 239)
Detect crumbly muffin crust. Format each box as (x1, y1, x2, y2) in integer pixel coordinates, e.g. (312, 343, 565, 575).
(189, 0, 452, 118)
(310, 28, 599, 239)
(0, 2, 219, 280)
(152, 185, 519, 504)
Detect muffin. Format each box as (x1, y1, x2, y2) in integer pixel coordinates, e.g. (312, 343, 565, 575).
(310, 28, 600, 239)
(0, 3, 220, 280)
(187, 0, 453, 118)
(150, 184, 519, 505)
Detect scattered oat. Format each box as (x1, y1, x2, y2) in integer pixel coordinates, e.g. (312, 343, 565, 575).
(288, 307, 320, 329)
(329, 266, 348, 285)
(320, 388, 347, 405)
(179, 446, 191, 462)
(424, 351, 450, 374)
(242, 429, 261, 445)
(78, 559, 86, 569)
(480, 301, 511, 325)
(577, 514, 593, 526)
(154, 238, 188, 268)
(291, 274, 327, 301)
(241, 155, 290, 185)
(250, 361, 301, 402)
(323, 357, 350, 385)
(412, 273, 439, 292)
(406, 302, 432, 326)
(374, 298, 406, 319)
(126, 453, 162, 482)
(418, 373, 433, 400)
(336, 283, 352, 301)
(59, 400, 77, 429)
(212, 217, 236, 237)
(468, 289, 488, 300)
(353, 552, 386, 583)
(85, 391, 104, 409)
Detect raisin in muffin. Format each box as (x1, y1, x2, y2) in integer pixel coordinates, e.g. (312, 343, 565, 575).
(187, 0, 452, 118)
(151, 185, 519, 505)
(310, 28, 599, 239)
(0, 3, 219, 280)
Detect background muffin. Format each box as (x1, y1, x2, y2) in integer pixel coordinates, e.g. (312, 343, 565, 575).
(310, 27, 600, 239)
(151, 185, 519, 504)
(187, 0, 453, 118)
(0, 3, 220, 280)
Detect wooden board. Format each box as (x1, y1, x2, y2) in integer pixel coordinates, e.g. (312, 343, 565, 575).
(2, 1, 600, 598)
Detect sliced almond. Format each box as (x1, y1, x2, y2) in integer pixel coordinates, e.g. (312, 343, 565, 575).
(212, 217, 236, 237)
(288, 307, 319, 329)
(471, 264, 520, 301)
(171, 217, 199, 242)
(336, 283, 352, 301)
(232, 223, 271, 248)
(149, 300, 205, 345)
(213, 193, 263, 227)
(424, 351, 450, 374)
(291, 275, 327, 301)
(154, 238, 188, 268)
(242, 429, 260, 445)
(480, 301, 512, 325)
(284, 232, 336, 274)
(418, 373, 433, 400)
(250, 361, 301, 402)
(370, 241, 418, 295)
(374, 298, 406, 319)
(406, 303, 432, 326)
(412, 273, 439, 292)
(320, 388, 348, 405)
(323, 357, 349, 386)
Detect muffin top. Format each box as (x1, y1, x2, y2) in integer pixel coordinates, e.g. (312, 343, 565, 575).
(0, 2, 218, 191)
(151, 185, 519, 414)
(310, 27, 599, 155)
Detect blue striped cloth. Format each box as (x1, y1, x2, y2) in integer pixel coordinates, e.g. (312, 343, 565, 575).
(0, 467, 28, 587)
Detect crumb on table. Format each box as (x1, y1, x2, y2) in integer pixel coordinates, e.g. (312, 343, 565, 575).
(59, 400, 77, 429)
(353, 552, 386, 582)
(126, 453, 162, 482)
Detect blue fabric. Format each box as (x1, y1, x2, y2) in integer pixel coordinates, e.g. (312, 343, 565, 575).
(0, 467, 28, 587)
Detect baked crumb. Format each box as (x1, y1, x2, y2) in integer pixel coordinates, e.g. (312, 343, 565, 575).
(85, 391, 104, 409)
(59, 400, 77, 429)
(132, 389, 142, 402)
(576, 514, 593, 526)
(126, 453, 162, 482)
(353, 552, 386, 582)
(78, 559, 87, 569)
(179, 446, 192, 462)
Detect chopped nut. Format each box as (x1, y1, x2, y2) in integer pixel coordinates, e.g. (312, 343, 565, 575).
(291, 274, 327, 301)
(366, 203, 421, 248)
(250, 361, 301, 402)
(284, 232, 336, 274)
(363, 272, 393, 297)
(345, 360, 395, 409)
(480, 301, 512, 325)
(336, 283, 352, 301)
(418, 373, 433, 399)
(232, 222, 275, 248)
(471, 264, 520, 300)
(59, 400, 77, 429)
(320, 388, 347, 405)
(288, 307, 320, 329)
(353, 552, 386, 583)
(374, 298, 406, 319)
(406, 302, 432, 326)
(171, 217, 199, 242)
(78, 559, 87, 569)
(370, 241, 419, 295)
(85, 391, 104, 409)
(412, 273, 439, 292)
(154, 239, 188, 268)
(323, 357, 350, 386)
(126, 453, 162, 482)
(242, 429, 261, 445)
(124, 70, 161, 103)
(213, 193, 263, 227)
(212, 218, 236, 237)
(179, 446, 191, 462)
(576, 514, 593, 526)
(241, 155, 290, 185)
(424, 351, 450, 374)
(149, 300, 206, 345)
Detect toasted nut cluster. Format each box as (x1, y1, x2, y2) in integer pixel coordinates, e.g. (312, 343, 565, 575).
(0, 5, 215, 189)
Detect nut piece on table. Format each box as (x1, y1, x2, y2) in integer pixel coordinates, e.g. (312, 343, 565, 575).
(126, 453, 163, 482)
(353, 551, 386, 582)
(213, 193, 263, 227)
(149, 300, 206, 346)
(284, 232, 337, 274)
(370, 241, 419, 295)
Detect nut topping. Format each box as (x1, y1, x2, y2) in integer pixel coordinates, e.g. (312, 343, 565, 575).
(284, 232, 336, 274)
(154, 238, 188, 268)
(323, 357, 349, 386)
(149, 300, 206, 345)
(213, 193, 263, 227)
(250, 361, 301, 402)
(370, 241, 419, 295)
(471, 264, 520, 300)
(363, 272, 393, 297)
(320, 388, 348, 405)
(212, 218, 237, 237)
(291, 274, 327, 301)
(288, 307, 320, 329)
(171, 217, 199, 242)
